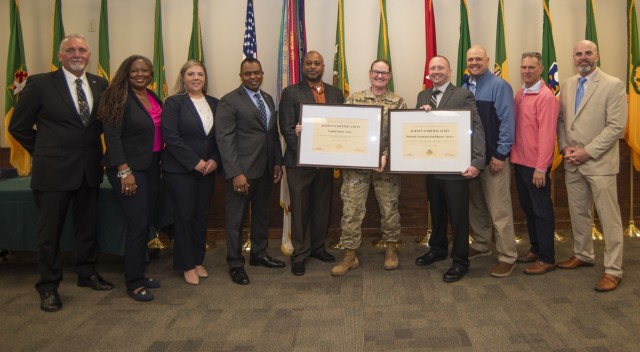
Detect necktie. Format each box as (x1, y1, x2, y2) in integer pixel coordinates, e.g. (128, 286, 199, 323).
(430, 90, 441, 109)
(254, 92, 268, 128)
(75, 78, 91, 126)
(575, 77, 587, 113)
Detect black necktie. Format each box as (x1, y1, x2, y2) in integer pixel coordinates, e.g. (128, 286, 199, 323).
(430, 90, 441, 109)
(75, 78, 91, 126)
(254, 92, 268, 128)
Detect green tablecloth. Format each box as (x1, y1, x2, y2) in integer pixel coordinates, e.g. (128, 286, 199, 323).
(0, 177, 173, 255)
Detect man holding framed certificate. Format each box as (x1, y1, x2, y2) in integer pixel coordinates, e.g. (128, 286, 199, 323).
(331, 59, 407, 276)
(413, 56, 485, 283)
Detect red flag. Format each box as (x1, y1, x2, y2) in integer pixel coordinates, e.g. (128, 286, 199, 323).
(422, 0, 437, 89)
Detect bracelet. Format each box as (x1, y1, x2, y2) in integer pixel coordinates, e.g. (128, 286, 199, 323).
(117, 168, 132, 178)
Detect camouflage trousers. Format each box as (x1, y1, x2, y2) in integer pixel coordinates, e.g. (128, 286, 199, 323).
(339, 169, 401, 249)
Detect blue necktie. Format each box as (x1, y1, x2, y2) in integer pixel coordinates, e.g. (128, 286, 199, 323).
(575, 77, 587, 113)
(254, 92, 268, 128)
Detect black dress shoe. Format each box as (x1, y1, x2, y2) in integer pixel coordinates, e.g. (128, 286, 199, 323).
(40, 291, 62, 312)
(249, 255, 286, 268)
(415, 252, 447, 266)
(443, 266, 468, 283)
(310, 250, 336, 263)
(291, 262, 305, 276)
(230, 268, 250, 285)
(77, 274, 115, 291)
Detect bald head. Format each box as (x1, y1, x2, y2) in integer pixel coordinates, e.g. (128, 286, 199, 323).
(303, 51, 325, 83)
(573, 40, 599, 76)
(466, 45, 490, 78)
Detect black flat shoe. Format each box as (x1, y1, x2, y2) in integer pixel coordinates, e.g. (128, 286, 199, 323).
(230, 268, 250, 285)
(291, 262, 305, 276)
(143, 278, 161, 289)
(127, 287, 154, 302)
(415, 252, 447, 266)
(77, 274, 114, 291)
(40, 291, 62, 312)
(443, 266, 468, 283)
(310, 250, 336, 263)
(249, 255, 286, 268)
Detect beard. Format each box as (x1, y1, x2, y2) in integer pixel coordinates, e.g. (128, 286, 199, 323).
(576, 63, 593, 74)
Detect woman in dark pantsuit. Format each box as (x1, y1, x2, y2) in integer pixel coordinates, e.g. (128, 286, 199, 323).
(162, 60, 220, 285)
(98, 55, 163, 302)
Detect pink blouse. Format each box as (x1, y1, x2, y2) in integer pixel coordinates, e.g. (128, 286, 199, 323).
(145, 91, 163, 152)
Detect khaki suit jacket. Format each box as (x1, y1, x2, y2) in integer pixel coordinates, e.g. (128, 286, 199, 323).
(557, 68, 627, 175)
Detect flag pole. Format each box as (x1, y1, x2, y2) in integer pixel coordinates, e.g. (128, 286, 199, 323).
(414, 201, 432, 249)
(624, 155, 640, 237)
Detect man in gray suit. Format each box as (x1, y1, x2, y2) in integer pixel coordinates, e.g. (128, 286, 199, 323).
(215, 58, 284, 285)
(279, 51, 344, 276)
(413, 55, 485, 282)
(556, 40, 627, 292)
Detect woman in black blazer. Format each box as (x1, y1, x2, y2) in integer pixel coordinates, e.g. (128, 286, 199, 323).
(162, 60, 220, 285)
(98, 55, 163, 302)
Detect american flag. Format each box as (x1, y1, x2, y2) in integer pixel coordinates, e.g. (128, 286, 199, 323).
(243, 0, 257, 59)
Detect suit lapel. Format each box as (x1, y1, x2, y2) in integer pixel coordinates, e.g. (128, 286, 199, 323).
(575, 71, 599, 118)
(86, 74, 101, 118)
(301, 82, 316, 103)
(52, 70, 79, 121)
(184, 95, 208, 137)
(239, 86, 266, 130)
(437, 85, 455, 109)
(262, 90, 276, 130)
(566, 76, 578, 128)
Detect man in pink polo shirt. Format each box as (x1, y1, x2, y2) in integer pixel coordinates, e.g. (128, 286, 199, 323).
(511, 52, 560, 275)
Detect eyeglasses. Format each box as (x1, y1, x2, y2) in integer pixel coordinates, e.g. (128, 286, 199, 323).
(370, 70, 391, 76)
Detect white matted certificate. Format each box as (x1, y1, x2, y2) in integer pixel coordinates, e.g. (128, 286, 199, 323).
(389, 109, 472, 173)
(297, 104, 383, 168)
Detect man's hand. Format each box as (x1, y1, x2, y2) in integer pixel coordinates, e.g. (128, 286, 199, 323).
(532, 170, 545, 188)
(461, 166, 480, 179)
(203, 159, 218, 175)
(273, 165, 283, 183)
(489, 156, 505, 174)
(374, 155, 387, 173)
(563, 146, 591, 165)
(233, 174, 249, 194)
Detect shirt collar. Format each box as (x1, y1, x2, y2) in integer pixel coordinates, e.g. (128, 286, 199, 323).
(522, 79, 543, 95)
(62, 67, 88, 86)
(433, 82, 450, 92)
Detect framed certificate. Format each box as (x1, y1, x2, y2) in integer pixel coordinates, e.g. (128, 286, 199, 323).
(297, 104, 383, 168)
(389, 109, 472, 173)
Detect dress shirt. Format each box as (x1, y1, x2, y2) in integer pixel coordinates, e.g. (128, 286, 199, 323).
(61, 67, 93, 114)
(243, 85, 271, 127)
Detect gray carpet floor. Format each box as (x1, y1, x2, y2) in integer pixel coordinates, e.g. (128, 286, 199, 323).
(2, 232, 640, 352)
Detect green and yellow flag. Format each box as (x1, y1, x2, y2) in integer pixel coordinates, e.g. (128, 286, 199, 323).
(333, 0, 349, 99)
(493, 0, 508, 80)
(377, 0, 393, 91)
(4, 0, 30, 175)
(585, 0, 601, 67)
(187, 0, 203, 62)
(151, 0, 168, 100)
(97, 0, 110, 81)
(626, 0, 640, 170)
(50, 0, 65, 71)
(456, 0, 471, 86)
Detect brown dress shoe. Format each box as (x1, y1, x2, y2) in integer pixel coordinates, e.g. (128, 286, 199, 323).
(556, 256, 594, 269)
(594, 274, 621, 292)
(517, 251, 539, 263)
(524, 260, 556, 275)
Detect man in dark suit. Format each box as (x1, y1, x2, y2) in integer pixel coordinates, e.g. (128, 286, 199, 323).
(414, 55, 485, 282)
(215, 58, 285, 285)
(9, 34, 113, 312)
(278, 51, 344, 276)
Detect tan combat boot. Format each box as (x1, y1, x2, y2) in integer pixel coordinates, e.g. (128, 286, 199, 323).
(384, 242, 399, 270)
(331, 249, 360, 276)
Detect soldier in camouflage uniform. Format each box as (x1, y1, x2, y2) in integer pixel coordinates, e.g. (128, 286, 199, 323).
(331, 59, 407, 276)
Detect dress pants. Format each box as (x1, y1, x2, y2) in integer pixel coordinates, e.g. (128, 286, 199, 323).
(565, 170, 623, 277)
(339, 169, 401, 250)
(286, 167, 332, 263)
(427, 176, 470, 269)
(106, 153, 161, 291)
(33, 178, 98, 294)
(164, 171, 215, 271)
(225, 171, 272, 269)
(468, 158, 517, 263)
(514, 164, 555, 264)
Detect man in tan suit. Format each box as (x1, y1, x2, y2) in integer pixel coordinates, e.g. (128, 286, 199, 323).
(556, 40, 627, 292)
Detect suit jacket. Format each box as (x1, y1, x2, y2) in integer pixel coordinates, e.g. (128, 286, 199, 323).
(161, 94, 220, 173)
(103, 89, 163, 170)
(215, 85, 282, 180)
(416, 83, 485, 180)
(9, 69, 108, 191)
(557, 68, 627, 175)
(279, 80, 345, 168)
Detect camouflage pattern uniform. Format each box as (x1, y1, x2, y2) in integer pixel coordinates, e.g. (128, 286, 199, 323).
(339, 89, 407, 249)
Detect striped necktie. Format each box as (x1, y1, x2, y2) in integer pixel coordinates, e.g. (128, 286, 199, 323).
(430, 90, 441, 109)
(75, 78, 91, 126)
(254, 92, 268, 128)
